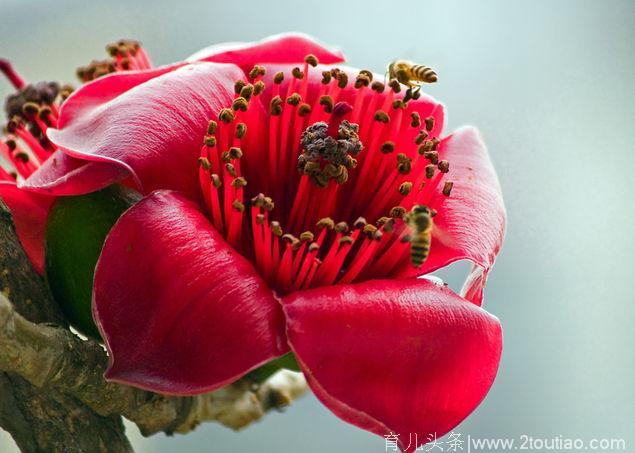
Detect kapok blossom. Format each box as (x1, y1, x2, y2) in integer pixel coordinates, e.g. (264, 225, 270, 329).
(17, 34, 505, 452)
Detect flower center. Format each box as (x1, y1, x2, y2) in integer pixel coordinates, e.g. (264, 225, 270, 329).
(195, 56, 453, 294)
(1, 64, 71, 181)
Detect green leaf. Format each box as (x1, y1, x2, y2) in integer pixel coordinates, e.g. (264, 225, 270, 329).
(45, 185, 141, 339)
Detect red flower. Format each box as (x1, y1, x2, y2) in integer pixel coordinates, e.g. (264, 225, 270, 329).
(24, 34, 505, 451)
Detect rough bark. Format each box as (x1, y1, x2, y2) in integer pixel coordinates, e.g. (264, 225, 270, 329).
(0, 200, 307, 452)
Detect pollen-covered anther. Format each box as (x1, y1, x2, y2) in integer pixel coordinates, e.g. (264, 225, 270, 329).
(219, 108, 235, 123)
(298, 103, 312, 116)
(354, 217, 367, 229)
(270, 96, 283, 115)
(304, 54, 319, 67)
(291, 67, 304, 79)
(231, 177, 247, 188)
(253, 81, 265, 96)
(274, 72, 285, 84)
(397, 153, 412, 175)
(392, 99, 405, 110)
(319, 95, 334, 113)
(316, 217, 335, 230)
(321, 71, 332, 84)
(248, 65, 266, 81)
(300, 231, 315, 242)
(424, 116, 435, 132)
(270, 221, 283, 236)
(225, 163, 237, 177)
(234, 80, 246, 95)
(399, 181, 413, 196)
(389, 206, 406, 219)
(381, 141, 395, 154)
(374, 110, 390, 123)
(442, 181, 454, 196)
(198, 157, 212, 170)
(336, 71, 349, 89)
(211, 174, 221, 188)
(424, 151, 439, 164)
(438, 160, 450, 173)
(235, 123, 247, 139)
(256, 213, 266, 225)
(411, 112, 422, 127)
(287, 93, 301, 106)
(355, 73, 371, 89)
(415, 130, 429, 145)
(239, 84, 254, 100)
(232, 200, 245, 212)
(204, 135, 217, 147)
(334, 221, 349, 233)
(377, 217, 395, 233)
(388, 79, 401, 93)
(232, 97, 249, 112)
(425, 164, 436, 179)
(371, 81, 385, 93)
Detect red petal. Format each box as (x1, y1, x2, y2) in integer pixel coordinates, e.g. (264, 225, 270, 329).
(399, 127, 506, 305)
(40, 63, 242, 200)
(282, 279, 502, 452)
(0, 182, 53, 273)
(94, 190, 288, 394)
(187, 33, 345, 69)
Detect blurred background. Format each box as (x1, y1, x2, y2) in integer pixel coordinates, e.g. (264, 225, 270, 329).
(1, 0, 634, 451)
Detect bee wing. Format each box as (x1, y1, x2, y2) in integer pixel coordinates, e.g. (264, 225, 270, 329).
(432, 224, 455, 248)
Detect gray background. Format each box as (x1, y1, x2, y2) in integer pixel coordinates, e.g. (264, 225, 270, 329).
(1, 0, 634, 451)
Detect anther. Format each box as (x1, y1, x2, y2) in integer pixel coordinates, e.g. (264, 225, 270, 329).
(411, 112, 422, 128)
(425, 164, 436, 179)
(239, 84, 254, 100)
(248, 65, 266, 80)
(424, 116, 435, 131)
(442, 181, 454, 196)
(381, 141, 395, 154)
(392, 99, 405, 109)
(232, 200, 245, 212)
(204, 135, 217, 147)
(389, 206, 406, 218)
(236, 123, 247, 139)
(228, 147, 243, 159)
(211, 174, 222, 188)
(300, 231, 314, 242)
(321, 71, 332, 84)
(298, 103, 312, 116)
(271, 221, 283, 237)
(207, 120, 217, 134)
(232, 97, 249, 112)
(377, 217, 395, 233)
(304, 54, 319, 67)
(225, 163, 237, 177)
(397, 153, 412, 175)
(270, 96, 283, 115)
(290, 67, 303, 79)
(336, 72, 348, 89)
(22, 102, 39, 115)
(334, 221, 349, 233)
(399, 181, 413, 195)
(374, 110, 390, 123)
(424, 151, 439, 164)
(308, 242, 320, 252)
(359, 70, 373, 81)
(339, 236, 354, 245)
(415, 130, 428, 145)
(253, 81, 265, 96)
(316, 217, 335, 230)
(371, 81, 385, 93)
(256, 214, 266, 225)
(319, 95, 334, 113)
(355, 74, 371, 88)
(274, 72, 285, 84)
(388, 79, 401, 93)
(438, 160, 450, 173)
(219, 108, 235, 123)
(234, 80, 246, 95)
(231, 177, 247, 188)
(287, 93, 301, 106)
(353, 217, 367, 229)
(198, 157, 212, 170)
(363, 224, 379, 238)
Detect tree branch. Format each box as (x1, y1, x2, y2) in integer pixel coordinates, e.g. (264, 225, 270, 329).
(0, 292, 306, 435)
(0, 199, 307, 451)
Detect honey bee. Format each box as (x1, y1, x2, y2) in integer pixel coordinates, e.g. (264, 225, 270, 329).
(387, 60, 438, 94)
(403, 204, 433, 267)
